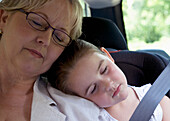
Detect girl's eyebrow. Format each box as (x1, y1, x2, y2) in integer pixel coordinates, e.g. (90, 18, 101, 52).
(97, 60, 104, 72)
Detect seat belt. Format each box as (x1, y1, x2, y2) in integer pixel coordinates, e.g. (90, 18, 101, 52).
(130, 62, 170, 121)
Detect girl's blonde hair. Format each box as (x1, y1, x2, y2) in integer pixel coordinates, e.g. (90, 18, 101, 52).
(0, 0, 83, 40)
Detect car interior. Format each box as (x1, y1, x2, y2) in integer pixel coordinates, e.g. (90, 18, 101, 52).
(79, 0, 170, 120)
(0, 0, 169, 120)
(79, 15, 170, 98)
(81, 0, 170, 59)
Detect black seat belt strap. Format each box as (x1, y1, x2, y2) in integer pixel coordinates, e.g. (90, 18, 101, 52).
(130, 62, 170, 121)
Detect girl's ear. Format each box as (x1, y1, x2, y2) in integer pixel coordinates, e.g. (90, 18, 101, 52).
(100, 47, 114, 62)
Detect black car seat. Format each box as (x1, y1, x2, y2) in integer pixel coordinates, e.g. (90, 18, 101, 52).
(79, 17, 170, 97)
(79, 17, 128, 50)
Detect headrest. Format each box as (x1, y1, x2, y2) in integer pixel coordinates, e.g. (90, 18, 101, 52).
(79, 17, 128, 50)
(84, 0, 121, 9)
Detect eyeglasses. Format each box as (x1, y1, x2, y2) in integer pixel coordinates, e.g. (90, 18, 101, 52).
(18, 9, 72, 47)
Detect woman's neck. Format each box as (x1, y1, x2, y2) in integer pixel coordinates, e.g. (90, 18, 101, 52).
(0, 66, 35, 108)
(0, 57, 36, 96)
(0, 56, 34, 118)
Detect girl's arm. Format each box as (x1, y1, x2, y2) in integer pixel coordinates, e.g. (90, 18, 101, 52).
(160, 96, 170, 121)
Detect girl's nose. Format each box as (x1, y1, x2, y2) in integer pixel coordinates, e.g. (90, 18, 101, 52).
(101, 78, 114, 92)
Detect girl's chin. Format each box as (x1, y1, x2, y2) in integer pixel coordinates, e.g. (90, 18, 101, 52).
(119, 86, 129, 101)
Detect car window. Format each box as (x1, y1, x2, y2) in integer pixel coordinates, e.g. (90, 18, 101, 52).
(80, 0, 91, 16)
(122, 0, 170, 55)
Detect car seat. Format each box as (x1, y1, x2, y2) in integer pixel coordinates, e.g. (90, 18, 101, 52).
(79, 17, 128, 50)
(79, 17, 170, 97)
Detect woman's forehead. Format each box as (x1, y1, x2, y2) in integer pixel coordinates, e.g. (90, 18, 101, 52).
(33, 0, 73, 32)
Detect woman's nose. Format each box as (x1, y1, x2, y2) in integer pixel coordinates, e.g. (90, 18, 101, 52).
(36, 30, 52, 47)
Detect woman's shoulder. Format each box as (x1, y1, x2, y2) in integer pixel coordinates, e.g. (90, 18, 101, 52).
(47, 83, 101, 121)
(31, 77, 66, 121)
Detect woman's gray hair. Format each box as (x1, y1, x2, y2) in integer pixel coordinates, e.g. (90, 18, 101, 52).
(0, 0, 50, 11)
(0, 0, 83, 40)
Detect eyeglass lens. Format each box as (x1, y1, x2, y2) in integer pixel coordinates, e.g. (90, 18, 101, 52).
(26, 12, 71, 47)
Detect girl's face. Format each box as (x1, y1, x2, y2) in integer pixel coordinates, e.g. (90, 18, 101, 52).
(0, 0, 74, 78)
(67, 52, 129, 108)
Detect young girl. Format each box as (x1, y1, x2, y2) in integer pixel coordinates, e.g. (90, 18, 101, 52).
(47, 39, 170, 121)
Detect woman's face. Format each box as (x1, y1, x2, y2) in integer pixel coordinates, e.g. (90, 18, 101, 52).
(67, 52, 129, 108)
(0, 0, 74, 77)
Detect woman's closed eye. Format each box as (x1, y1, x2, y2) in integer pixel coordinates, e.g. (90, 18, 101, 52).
(32, 20, 42, 27)
(28, 18, 48, 30)
(53, 32, 64, 42)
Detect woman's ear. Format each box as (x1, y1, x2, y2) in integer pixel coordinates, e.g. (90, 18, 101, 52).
(100, 47, 114, 62)
(0, 9, 9, 30)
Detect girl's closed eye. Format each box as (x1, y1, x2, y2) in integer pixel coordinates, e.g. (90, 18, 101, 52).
(100, 66, 108, 75)
(87, 84, 97, 96)
(91, 84, 96, 94)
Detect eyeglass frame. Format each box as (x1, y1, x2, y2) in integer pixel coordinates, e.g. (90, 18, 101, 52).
(18, 9, 73, 47)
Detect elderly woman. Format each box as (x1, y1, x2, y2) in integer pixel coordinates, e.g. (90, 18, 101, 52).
(0, 0, 83, 120)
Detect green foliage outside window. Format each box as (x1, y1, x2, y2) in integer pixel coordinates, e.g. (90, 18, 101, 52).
(123, 0, 170, 43)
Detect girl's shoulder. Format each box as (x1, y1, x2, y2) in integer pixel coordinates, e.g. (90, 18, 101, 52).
(129, 84, 151, 100)
(130, 84, 163, 121)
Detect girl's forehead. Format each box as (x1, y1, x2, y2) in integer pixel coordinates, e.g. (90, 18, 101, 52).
(73, 52, 107, 75)
(75, 52, 106, 68)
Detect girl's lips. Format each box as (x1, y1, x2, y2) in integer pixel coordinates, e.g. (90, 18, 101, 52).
(112, 85, 121, 97)
(26, 48, 43, 58)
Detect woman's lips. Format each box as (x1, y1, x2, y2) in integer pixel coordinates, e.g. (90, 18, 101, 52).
(26, 48, 43, 58)
(112, 85, 121, 97)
